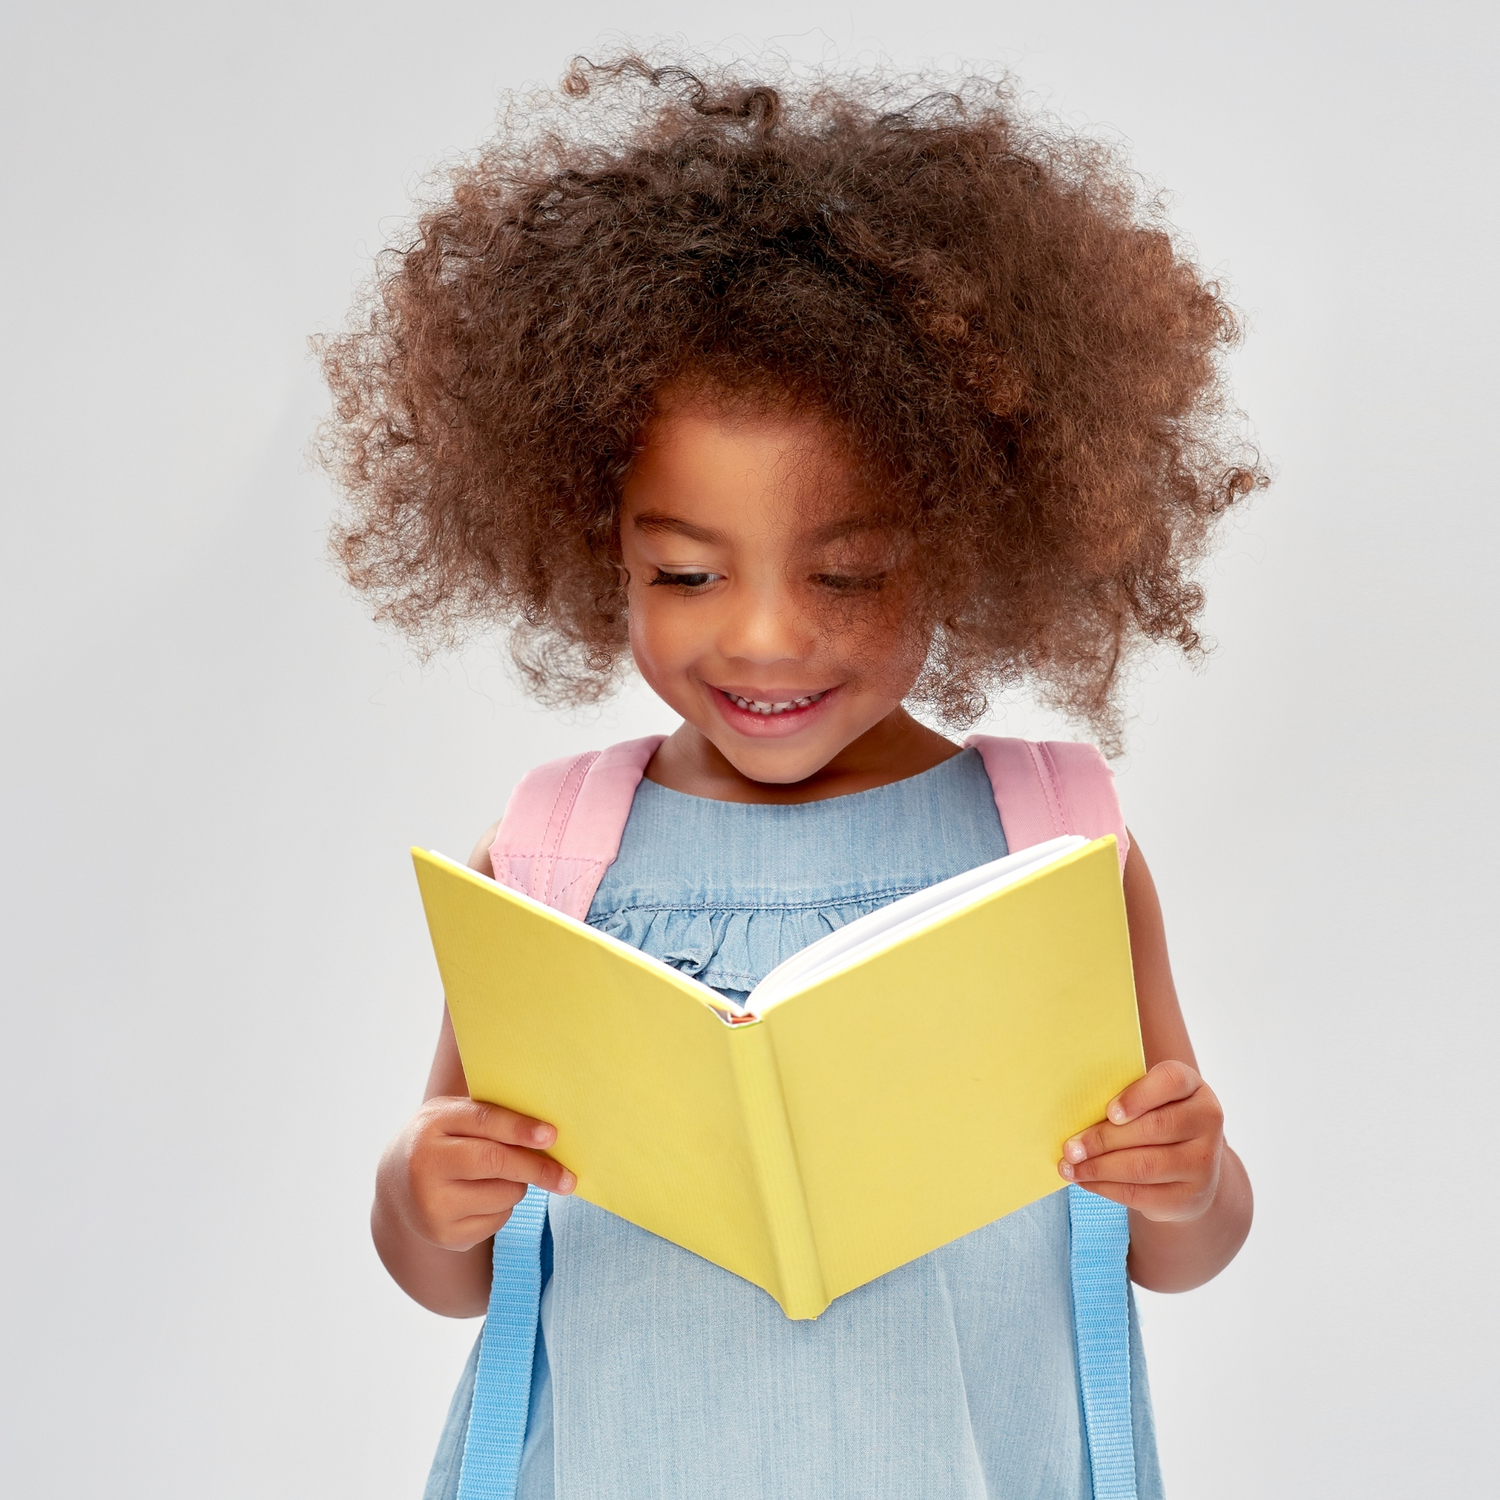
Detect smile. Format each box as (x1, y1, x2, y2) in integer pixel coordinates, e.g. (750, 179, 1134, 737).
(722, 690, 827, 716)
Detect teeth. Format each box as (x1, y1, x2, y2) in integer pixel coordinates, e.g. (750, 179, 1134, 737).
(726, 690, 825, 716)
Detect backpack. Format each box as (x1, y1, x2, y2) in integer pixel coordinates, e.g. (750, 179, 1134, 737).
(455, 735, 1139, 1500)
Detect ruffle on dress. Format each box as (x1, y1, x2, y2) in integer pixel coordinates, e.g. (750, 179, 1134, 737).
(582, 749, 1009, 1003)
(588, 892, 920, 1002)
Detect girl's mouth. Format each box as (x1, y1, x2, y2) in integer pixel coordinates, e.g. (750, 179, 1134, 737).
(711, 685, 838, 737)
(723, 690, 826, 716)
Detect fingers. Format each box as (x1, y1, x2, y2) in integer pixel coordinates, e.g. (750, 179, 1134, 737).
(443, 1176, 530, 1228)
(433, 1096, 560, 1151)
(1110, 1060, 1203, 1124)
(383, 1096, 578, 1255)
(397, 1157, 538, 1251)
(412, 1181, 529, 1252)
(415, 1097, 574, 1191)
(439, 1134, 576, 1195)
(1058, 1148, 1221, 1223)
(1055, 1060, 1225, 1223)
(399, 1106, 576, 1250)
(1061, 1140, 1216, 1190)
(406, 1099, 575, 1220)
(1062, 1062, 1224, 1224)
(1063, 1092, 1215, 1165)
(1060, 1064, 1217, 1164)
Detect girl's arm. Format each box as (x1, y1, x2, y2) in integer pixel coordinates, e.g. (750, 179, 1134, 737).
(1058, 836, 1254, 1293)
(370, 825, 575, 1318)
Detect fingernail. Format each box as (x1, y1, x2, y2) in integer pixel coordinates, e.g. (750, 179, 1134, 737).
(1108, 1102, 1128, 1124)
(557, 1171, 576, 1194)
(1064, 1138, 1087, 1163)
(532, 1124, 555, 1145)
(1058, 1161, 1075, 1180)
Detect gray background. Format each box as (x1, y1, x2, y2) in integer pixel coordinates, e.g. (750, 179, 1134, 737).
(2, 2, 1495, 1495)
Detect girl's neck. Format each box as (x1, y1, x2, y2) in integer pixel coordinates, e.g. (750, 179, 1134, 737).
(645, 709, 960, 805)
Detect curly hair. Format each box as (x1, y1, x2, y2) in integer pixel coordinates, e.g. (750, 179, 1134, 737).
(316, 54, 1265, 743)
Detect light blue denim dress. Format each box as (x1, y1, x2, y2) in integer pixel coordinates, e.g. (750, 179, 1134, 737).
(427, 749, 1163, 1499)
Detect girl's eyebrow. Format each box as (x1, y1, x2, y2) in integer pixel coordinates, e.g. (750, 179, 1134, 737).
(807, 515, 886, 544)
(632, 511, 724, 543)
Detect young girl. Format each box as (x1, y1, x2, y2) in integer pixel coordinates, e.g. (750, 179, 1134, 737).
(320, 55, 1259, 1500)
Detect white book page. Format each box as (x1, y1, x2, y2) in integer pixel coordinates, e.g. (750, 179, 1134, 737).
(747, 834, 1086, 1011)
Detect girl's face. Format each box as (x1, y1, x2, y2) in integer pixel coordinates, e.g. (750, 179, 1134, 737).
(619, 400, 927, 786)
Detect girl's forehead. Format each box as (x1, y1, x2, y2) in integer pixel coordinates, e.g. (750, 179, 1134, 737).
(637, 398, 846, 467)
(627, 503, 892, 552)
(626, 400, 877, 525)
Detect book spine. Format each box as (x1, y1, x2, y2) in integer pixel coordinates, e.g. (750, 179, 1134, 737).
(727, 1022, 828, 1320)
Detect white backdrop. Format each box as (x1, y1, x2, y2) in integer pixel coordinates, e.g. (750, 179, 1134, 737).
(2, 3, 1496, 1496)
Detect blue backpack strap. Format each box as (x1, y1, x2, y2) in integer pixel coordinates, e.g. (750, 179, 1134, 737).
(456, 1186, 549, 1500)
(1069, 1185, 1136, 1499)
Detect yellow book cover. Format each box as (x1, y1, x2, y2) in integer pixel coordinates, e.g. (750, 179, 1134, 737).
(412, 834, 1144, 1320)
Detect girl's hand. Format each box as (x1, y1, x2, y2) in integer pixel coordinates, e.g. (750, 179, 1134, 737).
(379, 1097, 576, 1253)
(1057, 1060, 1224, 1222)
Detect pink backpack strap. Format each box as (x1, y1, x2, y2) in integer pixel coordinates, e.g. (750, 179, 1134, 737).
(964, 735, 1130, 873)
(487, 735, 665, 920)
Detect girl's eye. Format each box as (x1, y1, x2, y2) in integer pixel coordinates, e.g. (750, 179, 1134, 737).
(811, 572, 887, 593)
(649, 569, 720, 589)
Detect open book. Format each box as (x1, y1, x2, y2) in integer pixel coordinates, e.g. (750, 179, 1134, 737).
(413, 834, 1143, 1319)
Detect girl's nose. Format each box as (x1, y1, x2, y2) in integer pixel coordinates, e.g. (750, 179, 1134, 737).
(719, 583, 811, 665)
